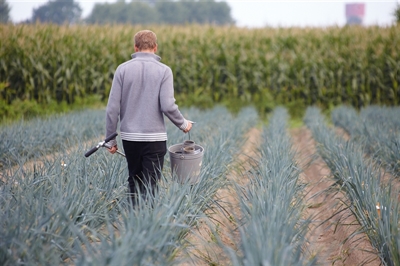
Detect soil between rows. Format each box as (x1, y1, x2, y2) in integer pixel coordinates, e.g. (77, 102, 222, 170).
(292, 127, 379, 266)
(180, 127, 381, 265)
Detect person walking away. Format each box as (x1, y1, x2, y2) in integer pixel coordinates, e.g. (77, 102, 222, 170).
(105, 30, 192, 205)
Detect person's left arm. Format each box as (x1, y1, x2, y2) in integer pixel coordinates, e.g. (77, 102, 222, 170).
(159, 67, 191, 132)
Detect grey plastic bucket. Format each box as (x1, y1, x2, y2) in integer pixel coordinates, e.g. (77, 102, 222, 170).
(168, 142, 204, 184)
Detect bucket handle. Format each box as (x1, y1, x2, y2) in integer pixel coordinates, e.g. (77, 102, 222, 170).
(187, 121, 196, 141)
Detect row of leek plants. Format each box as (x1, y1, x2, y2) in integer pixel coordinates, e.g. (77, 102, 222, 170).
(0, 144, 128, 265)
(220, 107, 313, 265)
(331, 105, 400, 178)
(304, 106, 400, 266)
(0, 109, 105, 168)
(0, 106, 258, 265)
(73, 106, 258, 265)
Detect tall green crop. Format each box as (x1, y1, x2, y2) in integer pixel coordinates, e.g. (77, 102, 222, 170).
(1, 24, 399, 118)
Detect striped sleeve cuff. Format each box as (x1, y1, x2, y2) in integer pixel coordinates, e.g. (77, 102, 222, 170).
(179, 119, 189, 131)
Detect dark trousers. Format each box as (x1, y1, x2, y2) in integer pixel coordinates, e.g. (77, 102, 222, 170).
(122, 140, 167, 204)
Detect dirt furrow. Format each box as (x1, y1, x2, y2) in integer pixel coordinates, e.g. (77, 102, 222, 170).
(292, 127, 380, 266)
(179, 127, 261, 265)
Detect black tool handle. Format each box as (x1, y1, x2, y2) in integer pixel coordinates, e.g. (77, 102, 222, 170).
(84, 133, 118, 157)
(104, 132, 118, 143)
(84, 146, 99, 157)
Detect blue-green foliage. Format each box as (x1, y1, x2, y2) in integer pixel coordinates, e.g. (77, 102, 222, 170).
(0, 109, 105, 168)
(305, 106, 400, 266)
(226, 107, 312, 266)
(75, 107, 258, 265)
(0, 106, 258, 265)
(0, 148, 127, 265)
(331, 105, 400, 178)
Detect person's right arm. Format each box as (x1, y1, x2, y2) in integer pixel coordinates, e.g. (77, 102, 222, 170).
(105, 67, 122, 150)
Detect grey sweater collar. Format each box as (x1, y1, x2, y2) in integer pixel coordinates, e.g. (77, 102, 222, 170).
(131, 52, 161, 61)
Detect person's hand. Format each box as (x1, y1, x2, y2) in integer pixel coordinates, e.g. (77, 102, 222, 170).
(183, 121, 192, 133)
(107, 145, 118, 154)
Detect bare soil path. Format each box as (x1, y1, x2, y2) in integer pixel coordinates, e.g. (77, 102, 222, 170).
(291, 127, 380, 266)
(179, 127, 261, 265)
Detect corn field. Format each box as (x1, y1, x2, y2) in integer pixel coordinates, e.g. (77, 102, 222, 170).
(1, 24, 399, 120)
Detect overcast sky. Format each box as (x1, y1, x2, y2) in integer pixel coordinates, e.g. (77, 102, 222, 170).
(7, 0, 400, 27)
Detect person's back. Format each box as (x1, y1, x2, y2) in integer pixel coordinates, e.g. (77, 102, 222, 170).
(105, 30, 192, 206)
(107, 52, 185, 142)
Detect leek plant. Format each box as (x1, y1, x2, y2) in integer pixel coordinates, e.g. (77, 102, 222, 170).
(222, 107, 313, 265)
(331, 105, 400, 178)
(0, 147, 127, 265)
(0, 109, 105, 168)
(75, 106, 258, 265)
(0, 106, 258, 265)
(305, 106, 400, 266)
